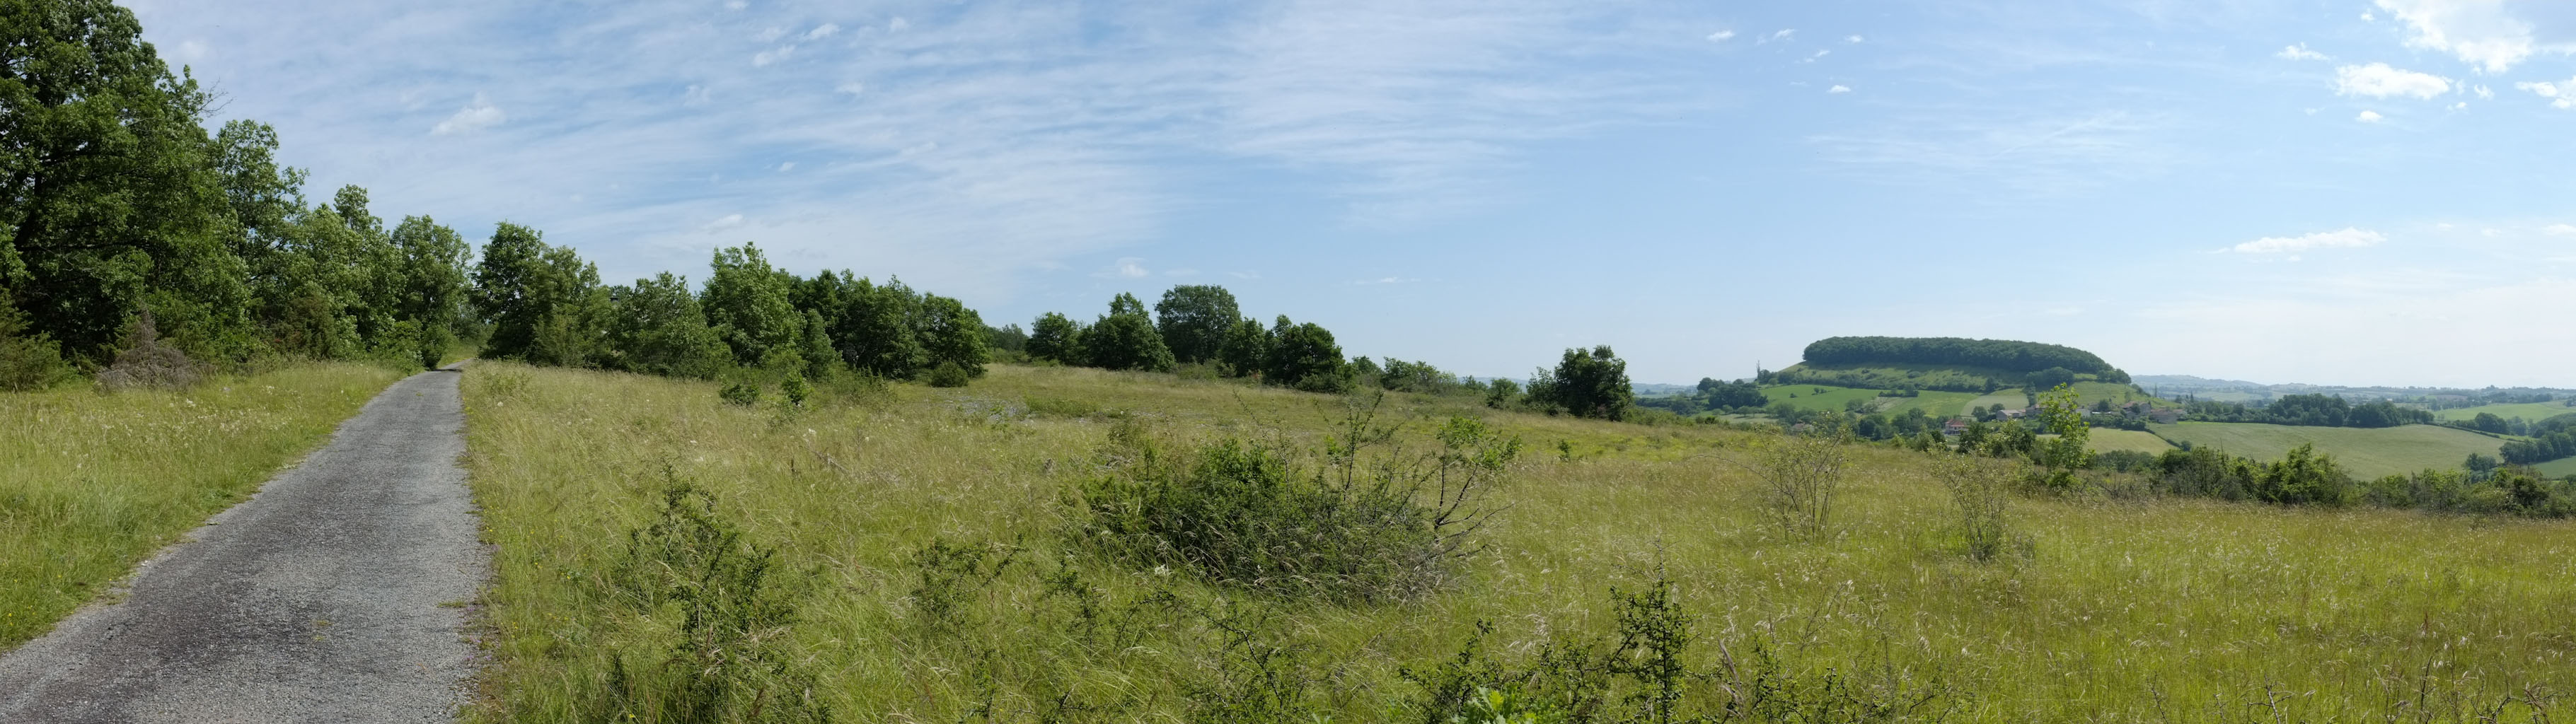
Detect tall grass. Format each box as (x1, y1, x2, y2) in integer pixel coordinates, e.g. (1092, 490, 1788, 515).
(0, 363, 405, 646)
(461, 362, 2576, 722)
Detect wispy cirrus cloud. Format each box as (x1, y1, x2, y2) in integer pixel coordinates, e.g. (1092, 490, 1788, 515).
(2226, 227, 2384, 255)
(1808, 110, 2173, 194)
(128, 0, 1716, 298)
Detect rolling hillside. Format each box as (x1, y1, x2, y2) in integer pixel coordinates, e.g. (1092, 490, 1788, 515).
(2433, 402, 2576, 423)
(2147, 422, 2504, 479)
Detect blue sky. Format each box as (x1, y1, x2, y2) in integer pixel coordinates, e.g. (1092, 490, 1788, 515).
(132, 0, 2576, 387)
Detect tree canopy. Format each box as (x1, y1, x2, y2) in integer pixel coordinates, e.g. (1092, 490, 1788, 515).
(1801, 336, 2121, 376)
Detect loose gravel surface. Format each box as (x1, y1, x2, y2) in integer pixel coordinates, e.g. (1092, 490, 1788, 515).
(0, 367, 486, 723)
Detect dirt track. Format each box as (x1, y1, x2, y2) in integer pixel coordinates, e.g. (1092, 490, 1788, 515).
(0, 367, 485, 723)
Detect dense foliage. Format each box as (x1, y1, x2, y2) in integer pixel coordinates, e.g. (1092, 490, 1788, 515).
(2181, 394, 2435, 428)
(1528, 346, 1634, 421)
(2501, 414, 2576, 465)
(1801, 336, 2121, 376)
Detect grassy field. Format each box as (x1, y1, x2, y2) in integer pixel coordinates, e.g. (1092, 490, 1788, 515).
(459, 362, 2576, 722)
(2433, 402, 2576, 424)
(2084, 428, 2175, 455)
(0, 363, 406, 647)
(2536, 457, 2576, 478)
(2147, 422, 2503, 479)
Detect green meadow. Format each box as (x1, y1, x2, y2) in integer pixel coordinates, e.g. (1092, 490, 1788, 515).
(455, 362, 2575, 723)
(2147, 422, 2505, 479)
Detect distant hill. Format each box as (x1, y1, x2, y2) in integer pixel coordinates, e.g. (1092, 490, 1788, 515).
(1772, 336, 2131, 393)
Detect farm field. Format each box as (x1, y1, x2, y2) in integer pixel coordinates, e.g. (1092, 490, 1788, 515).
(2536, 457, 2576, 478)
(2434, 402, 2576, 423)
(0, 363, 406, 647)
(2084, 428, 2175, 455)
(2146, 422, 2503, 479)
(456, 362, 2576, 722)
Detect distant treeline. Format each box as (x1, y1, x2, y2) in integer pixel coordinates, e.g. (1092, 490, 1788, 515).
(2501, 415, 2576, 466)
(1016, 284, 1642, 421)
(2180, 394, 2435, 428)
(1801, 336, 2123, 376)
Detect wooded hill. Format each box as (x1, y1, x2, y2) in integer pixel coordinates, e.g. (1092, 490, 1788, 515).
(1772, 336, 2133, 393)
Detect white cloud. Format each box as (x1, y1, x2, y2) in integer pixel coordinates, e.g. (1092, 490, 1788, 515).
(2229, 227, 2384, 254)
(752, 45, 796, 66)
(1847, 35, 1864, 43)
(2517, 76, 2576, 107)
(2357, 110, 2384, 122)
(2475, 83, 2495, 98)
(834, 81, 865, 96)
(2371, 0, 2570, 73)
(2334, 62, 2453, 98)
(1803, 49, 1830, 62)
(429, 93, 505, 135)
(1097, 257, 1150, 279)
(804, 23, 838, 40)
(1827, 84, 1852, 93)
(1706, 30, 1734, 42)
(776, 161, 795, 172)
(2275, 43, 2328, 61)
(702, 214, 745, 232)
(887, 17, 908, 32)
(724, 0, 746, 9)
(754, 26, 788, 42)
(2453, 100, 2468, 109)
(2547, 223, 2576, 236)
(1760, 28, 1794, 44)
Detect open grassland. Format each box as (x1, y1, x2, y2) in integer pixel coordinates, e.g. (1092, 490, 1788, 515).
(1760, 383, 1884, 411)
(2536, 457, 2576, 478)
(0, 363, 406, 647)
(2084, 428, 2175, 455)
(461, 362, 2576, 722)
(2148, 422, 2503, 479)
(2434, 402, 2576, 424)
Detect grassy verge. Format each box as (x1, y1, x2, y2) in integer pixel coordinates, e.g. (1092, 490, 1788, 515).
(0, 363, 407, 646)
(462, 362, 2576, 721)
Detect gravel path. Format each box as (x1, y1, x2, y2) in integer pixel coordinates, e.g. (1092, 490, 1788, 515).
(0, 367, 487, 723)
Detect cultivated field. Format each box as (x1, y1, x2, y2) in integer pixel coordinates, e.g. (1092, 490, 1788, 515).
(2536, 457, 2576, 478)
(2433, 402, 2576, 424)
(0, 363, 405, 646)
(458, 363, 2576, 722)
(2147, 422, 2505, 479)
(2084, 428, 2175, 455)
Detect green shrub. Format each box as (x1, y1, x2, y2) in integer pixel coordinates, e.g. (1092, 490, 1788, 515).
(1402, 563, 1955, 723)
(779, 375, 811, 407)
(0, 299, 73, 391)
(925, 361, 970, 387)
(719, 381, 763, 406)
(1934, 455, 2014, 562)
(597, 472, 828, 724)
(1754, 427, 1849, 540)
(1073, 405, 1518, 602)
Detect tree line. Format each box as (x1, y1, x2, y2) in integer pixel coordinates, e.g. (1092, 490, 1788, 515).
(2500, 414, 2576, 466)
(1017, 284, 1641, 420)
(2178, 394, 2435, 428)
(0, 0, 1004, 390)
